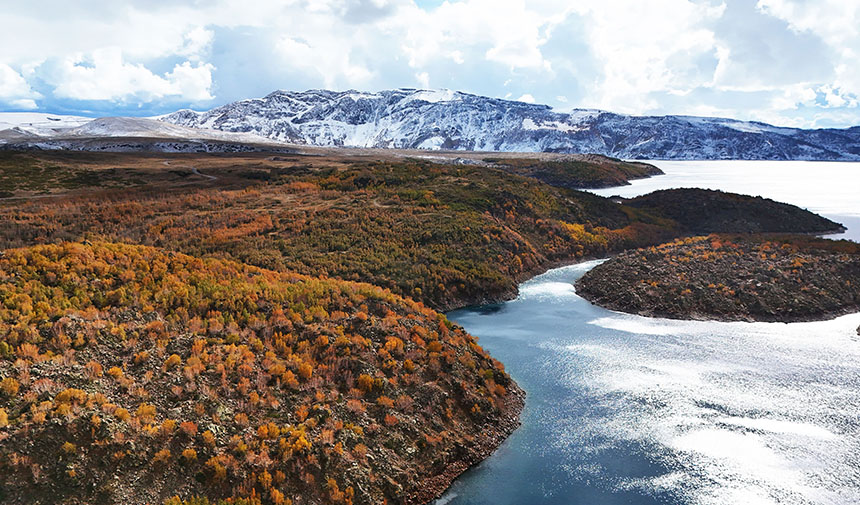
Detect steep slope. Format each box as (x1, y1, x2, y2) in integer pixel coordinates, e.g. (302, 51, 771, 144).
(0, 241, 523, 505)
(160, 89, 860, 160)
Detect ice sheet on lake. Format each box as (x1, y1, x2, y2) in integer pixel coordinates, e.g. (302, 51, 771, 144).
(589, 160, 860, 241)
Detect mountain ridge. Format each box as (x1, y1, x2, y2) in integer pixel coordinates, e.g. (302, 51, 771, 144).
(159, 88, 860, 160)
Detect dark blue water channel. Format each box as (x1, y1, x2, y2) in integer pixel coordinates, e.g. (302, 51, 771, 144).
(441, 262, 860, 505)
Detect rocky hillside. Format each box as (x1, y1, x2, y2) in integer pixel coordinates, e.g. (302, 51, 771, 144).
(576, 235, 860, 322)
(0, 241, 523, 505)
(0, 152, 844, 313)
(160, 89, 860, 160)
(0, 151, 678, 312)
(621, 188, 845, 234)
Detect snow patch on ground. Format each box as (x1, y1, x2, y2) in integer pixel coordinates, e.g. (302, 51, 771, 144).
(68, 117, 279, 144)
(681, 116, 798, 136)
(718, 121, 796, 135)
(417, 136, 447, 149)
(566, 109, 603, 122)
(405, 89, 461, 104)
(521, 118, 586, 133)
(0, 112, 93, 135)
(344, 91, 382, 101)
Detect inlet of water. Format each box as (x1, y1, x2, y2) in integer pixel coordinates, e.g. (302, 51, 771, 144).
(440, 161, 860, 504)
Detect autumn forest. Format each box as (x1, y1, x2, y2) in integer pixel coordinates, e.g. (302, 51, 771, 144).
(0, 149, 850, 505)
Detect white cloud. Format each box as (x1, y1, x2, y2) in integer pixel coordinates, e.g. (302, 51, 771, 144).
(757, 0, 860, 100)
(276, 36, 374, 90)
(52, 48, 214, 102)
(165, 61, 216, 101)
(398, 0, 563, 71)
(416, 71, 430, 89)
(178, 26, 215, 61)
(0, 0, 857, 127)
(756, 0, 858, 47)
(570, 0, 726, 113)
(770, 83, 817, 110)
(8, 99, 38, 110)
(0, 64, 40, 109)
(1, 7, 208, 65)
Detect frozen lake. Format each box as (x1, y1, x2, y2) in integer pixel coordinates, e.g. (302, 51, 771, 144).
(590, 160, 860, 242)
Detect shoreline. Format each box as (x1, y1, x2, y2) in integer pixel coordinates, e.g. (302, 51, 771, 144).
(407, 381, 526, 505)
(422, 238, 860, 502)
(576, 287, 860, 324)
(436, 250, 621, 313)
(413, 255, 609, 505)
(574, 233, 860, 326)
(435, 224, 851, 314)
(453, 252, 860, 326)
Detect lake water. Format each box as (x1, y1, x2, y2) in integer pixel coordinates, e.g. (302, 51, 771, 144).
(440, 161, 860, 505)
(590, 160, 860, 242)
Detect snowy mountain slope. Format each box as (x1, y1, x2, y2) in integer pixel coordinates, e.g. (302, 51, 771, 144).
(0, 112, 93, 136)
(160, 89, 860, 160)
(0, 115, 290, 152)
(66, 117, 279, 144)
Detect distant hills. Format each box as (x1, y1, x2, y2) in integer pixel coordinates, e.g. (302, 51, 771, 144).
(161, 89, 860, 160)
(3, 89, 860, 159)
(0, 113, 287, 153)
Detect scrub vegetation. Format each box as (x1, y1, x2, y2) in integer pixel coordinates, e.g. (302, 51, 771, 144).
(485, 155, 663, 189)
(0, 151, 678, 311)
(0, 241, 522, 505)
(577, 235, 860, 321)
(0, 149, 847, 505)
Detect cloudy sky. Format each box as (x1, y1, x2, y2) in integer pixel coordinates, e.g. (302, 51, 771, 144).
(1, 0, 858, 128)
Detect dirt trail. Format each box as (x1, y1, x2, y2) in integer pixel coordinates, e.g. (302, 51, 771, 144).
(190, 166, 217, 180)
(163, 160, 217, 181)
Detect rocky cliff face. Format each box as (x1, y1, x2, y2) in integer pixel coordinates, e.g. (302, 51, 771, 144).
(160, 89, 860, 160)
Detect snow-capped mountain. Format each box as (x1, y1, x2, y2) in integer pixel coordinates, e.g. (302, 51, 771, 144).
(159, 89, 860, 160)
(0, 113, 277, 144)
(0, 112, 93, 136)
(0, 113, 291, 153)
